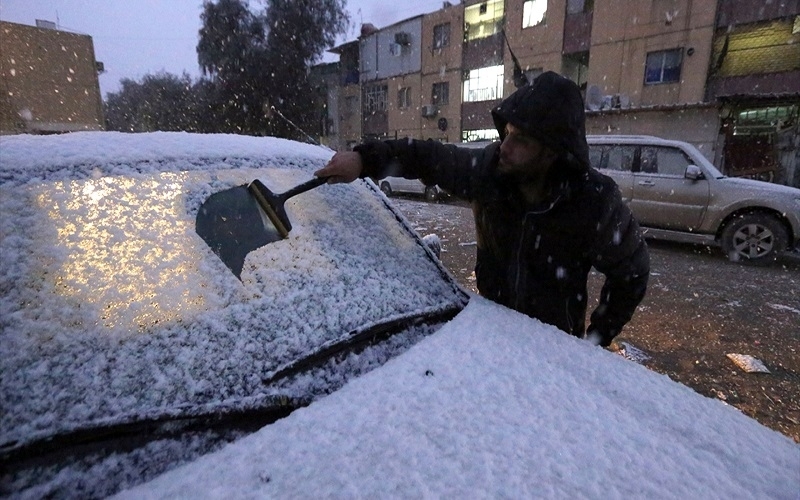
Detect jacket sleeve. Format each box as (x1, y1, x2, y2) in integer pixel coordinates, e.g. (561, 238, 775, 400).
(588, 185, 650, 346)
(353, 139, 495, 201)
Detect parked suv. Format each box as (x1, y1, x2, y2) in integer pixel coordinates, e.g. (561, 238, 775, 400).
(587, 135, 800, 264)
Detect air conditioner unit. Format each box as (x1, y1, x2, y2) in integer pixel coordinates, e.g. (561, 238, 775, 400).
(421, 104, 438, 118)
(394, 32, 411, 45)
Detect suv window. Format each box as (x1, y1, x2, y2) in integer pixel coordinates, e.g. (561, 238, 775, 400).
(640, 146, 692, 176)
(589, 145, 636, 172)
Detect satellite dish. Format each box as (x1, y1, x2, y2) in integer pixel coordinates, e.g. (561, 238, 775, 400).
(438, 117, 448, 132)
(586, 85, 603, 111)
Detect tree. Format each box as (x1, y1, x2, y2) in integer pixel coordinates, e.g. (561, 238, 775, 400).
(197, 0, 270, 133)
(262, 0, 349, 138)
(105, 72, 199, 132)
(196, 0, 349, 137)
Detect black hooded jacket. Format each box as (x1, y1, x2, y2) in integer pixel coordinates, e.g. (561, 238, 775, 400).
(355, 72, 649, 346)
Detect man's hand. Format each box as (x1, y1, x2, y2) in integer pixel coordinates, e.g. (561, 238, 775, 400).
(314, 151, 364, 184)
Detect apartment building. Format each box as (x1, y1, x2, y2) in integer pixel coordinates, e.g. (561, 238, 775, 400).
(420, 2, 464, 142)
(707, 1, 800, 184)
(0, 20, 104, 134)
(317, 0, 798, 185)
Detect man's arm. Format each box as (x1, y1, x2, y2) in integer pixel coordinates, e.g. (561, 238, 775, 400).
(316, 139, 493, 200)
(588, 186, 650, 346)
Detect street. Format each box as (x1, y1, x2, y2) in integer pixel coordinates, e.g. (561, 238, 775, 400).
(391, 196, 800, 442)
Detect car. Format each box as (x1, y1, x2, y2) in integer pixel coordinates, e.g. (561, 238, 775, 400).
(379, 176, 443, 201)
(587, 135, 800, 264)
(0, 131, 468, 498)
(2, 132, 798, 499)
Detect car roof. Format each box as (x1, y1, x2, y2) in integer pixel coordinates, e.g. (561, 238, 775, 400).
(588, 134, 685, 146)
(0, 132, 467, 455)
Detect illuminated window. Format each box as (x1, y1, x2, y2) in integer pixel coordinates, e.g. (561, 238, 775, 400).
(462, 65, 504, 102)
(464, 0, 505, 41)
(433, 23, 450, 49)
(523, 0, 547, 28)
(432, 82, 449, 106)
(644, 49, 682, 84)
(462, 128, 500, 142)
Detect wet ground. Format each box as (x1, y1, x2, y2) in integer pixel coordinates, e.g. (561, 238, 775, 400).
(392, 196, 800, 443)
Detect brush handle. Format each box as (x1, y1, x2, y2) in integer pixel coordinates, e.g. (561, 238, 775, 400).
(280, 176, 329, 200)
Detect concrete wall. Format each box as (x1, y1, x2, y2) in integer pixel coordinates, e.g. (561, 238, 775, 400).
(420, 3, 464, 141)
(586, 104, 721, 162)
(503, 0, 567, 96)
(360, 17, 423, 82)
(588, 0, 717, 107)
(0, 21, 104, 134)
(387, 73, 423, 139)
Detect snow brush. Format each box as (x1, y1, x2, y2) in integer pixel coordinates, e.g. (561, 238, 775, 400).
(195, 175, 329, 280)
(196, 104, 336, 280)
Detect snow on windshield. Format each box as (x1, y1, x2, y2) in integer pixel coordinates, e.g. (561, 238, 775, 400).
(0, 132, 466, 448)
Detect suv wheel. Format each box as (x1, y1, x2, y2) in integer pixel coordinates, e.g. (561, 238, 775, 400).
(424, 186, 438, 202)
(380, 181, 392, 197)
(720, 213, 788, 265)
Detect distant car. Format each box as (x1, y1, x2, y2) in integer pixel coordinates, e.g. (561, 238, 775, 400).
(377, 141, 492, 202)
(0, 131, 467, 498)
(379, 176, 443, 201)
(587, 135, 800, 264)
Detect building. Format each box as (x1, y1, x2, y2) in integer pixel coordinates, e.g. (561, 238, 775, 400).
(0, 20, 105, 135)
(316, 1, 799, 186)
(706, 1, 800, 185)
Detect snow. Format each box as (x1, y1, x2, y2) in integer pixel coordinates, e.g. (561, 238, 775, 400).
(118, 297, 799, 499)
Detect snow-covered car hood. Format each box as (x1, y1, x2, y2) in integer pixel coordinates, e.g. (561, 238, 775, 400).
(0, 132, 467, 495)
(118, 297, 800, 499)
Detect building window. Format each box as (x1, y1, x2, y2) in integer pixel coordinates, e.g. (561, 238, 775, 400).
(465, 0, 505, 42)
(523, 0, 547, 28)
(433, 23, 451, 49)
(398, 87, 412, 109)
(640, 146, 692, 176)
(364, 85, 388, 113)
(567, 0, 593, 14)
(462, 129, 500, 142)
(343, 96, 359, 118)
(645, 49, 682, 84)
(432, 82, 449, 106)
(462, 65, 504, 102)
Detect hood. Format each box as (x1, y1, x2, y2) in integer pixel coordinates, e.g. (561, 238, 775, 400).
(492, 71, 590, 171)
(721, 176, 800, 196)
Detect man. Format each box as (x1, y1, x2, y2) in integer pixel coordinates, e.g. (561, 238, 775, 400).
(315, 71, 649, 347)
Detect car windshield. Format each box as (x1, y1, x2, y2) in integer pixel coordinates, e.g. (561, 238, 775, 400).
(0, 132, 467, 453)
